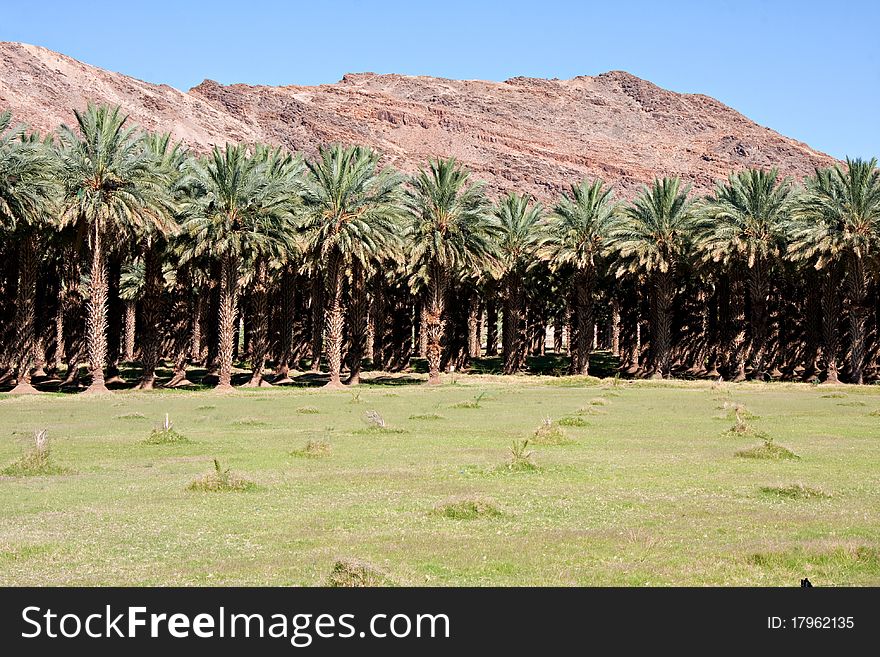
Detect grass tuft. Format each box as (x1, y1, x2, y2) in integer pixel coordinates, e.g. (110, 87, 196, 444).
(296, 406, 320, 415)
(735, 436, 799, 460)
(115, 412, 146, 420)
(431, 497, 501, 520)
(759, 484, 831, 500)
(557, 416, 589, 427)
(501, 439, 538, 472)
(1, 430, 69, 476)
(291, 439, 332, 458)
(231, 417, 267, 427)
(326, 559, 395, 587)
(588, 397, 609, 406)
(531, 417, 571, 445)
(409, 412, 444, 420)
(187, 459, 256, 492)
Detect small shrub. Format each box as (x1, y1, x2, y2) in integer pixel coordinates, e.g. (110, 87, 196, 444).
(296, 406, 320, 415)
(837, 401, 867, 407)
(409, 413, 444, 420)
(144, 414, 190, 445)
(432, 497, 501, 520)
(820, 393, 846, 399)
(1, 430, 68, 476)
(588, 397, 609, 406)
(195, 404, 217, 411)
(505, 439, 538, 472)
(291, 439, 332, 458)
(557, 416, 589, 427)
(116, 412, 146, 420)
(576, 406, 604, 416)
(532, 417, 570, 445)
(187, 459, 256, 492)
(735, 436, 799, 460)
(868, 409, 880, 417)
(349, 391, 363, 404)
(326, 559, 394, 587)
(364, 410, 386, 428)
(760, 484, 831, 500)
(718, 402, 757, 420)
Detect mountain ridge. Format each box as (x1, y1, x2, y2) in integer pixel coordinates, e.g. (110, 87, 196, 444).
(0, 41, 836, 199)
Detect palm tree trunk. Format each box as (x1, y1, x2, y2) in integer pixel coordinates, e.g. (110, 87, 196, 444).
(166, 267, 193, 388)
(503, 275, 524, 374)
(275, 267, 297, 383)
(308, 272, 324, 371)
(346, 259, 367, 385)
(485, 296, 498, 356)
(801, 273, 821, 380)
(192, 292, 205, 363)
(574, 267, 596, 375)
(123, 300, 136, 361)
(216, 254, 239, 390)
(425, 263, 447, 385)
(136, 244, 163, 390)
(650, 269, 674, 379)
(85, 220, 109, 394)
(105, 256, 124, 383)
(746, 259, 770, 379)
(11, 233, 39, 393)
(847, 253, 868, 384)
(417, 297, 427, 358)
(372, 274, 387, 368)
(820, 268, 840, 384)
(246, 258, 271, 387)
(323, 251, 345, 388)
(467, 293, 481, 360)
(610, 297, 621, 358)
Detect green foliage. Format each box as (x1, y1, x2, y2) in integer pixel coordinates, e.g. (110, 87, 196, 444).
(735, 436, 799, 460)
(187, 459, 256, 492)
(326, 559, 395, 587)
(760, 484, 831, 500)
(432, 497, 502, 520)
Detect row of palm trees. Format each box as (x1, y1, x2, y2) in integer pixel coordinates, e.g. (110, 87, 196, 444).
(2, 103, 880, 393)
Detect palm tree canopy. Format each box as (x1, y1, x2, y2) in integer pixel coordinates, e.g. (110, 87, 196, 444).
(0, 111, 58, 232)
(405, 157, 498, 281)
(541, 178, 617, 272)
(180, 142, 300, 265)
(57, 104, 174, 240)
(610, 177, 694, 275)
(694, 168, 793, 268)
(494, 192, 544, 277)
(300, 144, 403, 267)
(787, 158, 880, 267)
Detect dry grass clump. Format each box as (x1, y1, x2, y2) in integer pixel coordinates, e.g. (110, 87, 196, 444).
(187, 459, 256, 492)
(116, 412, 146, 420)
(735, 436, 799, 460)
(588, 397, 609, 406)
(409, 412, 444, 420)
(718, 402, 757, 420)
(759, 484, 831, 500)
(820, 392, 846, 399)
(867, 409, 880, 417)
(231, 417, 267, 426)
(576, 406, 605, 416)
(291, 439, 332, 458)
(296, 406, 320, 415)
(531, 417, 571, 445)
(326, 558, 395, 587)
(143, 414, 190, 445)
(557, 416, 589, 427)
(356, 410, 405, 434)
(452, 392, 489, 409)
(432, 497, 502, 520)
(1, 430, 68, 476)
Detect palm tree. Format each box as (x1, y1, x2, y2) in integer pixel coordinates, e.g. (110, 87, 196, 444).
(405, 158, 497, 384)
(57, 104, 172, 393)
(493, 193, 544, 374)
(135, 132, 185, 389)
(181, 143, 298, 390)
(541, 179, 617, 375)
(611, 177, 693, 378)
(0, 113, 58, 393)
(788, 159, 880, 384)
(300, 144, 404, 388)
(694, 168, 793, 379)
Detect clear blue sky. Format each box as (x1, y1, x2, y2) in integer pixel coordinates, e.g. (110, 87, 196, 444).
(2, 0, 878, 159)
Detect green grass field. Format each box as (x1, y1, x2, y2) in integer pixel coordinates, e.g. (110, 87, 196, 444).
(2, 375, 879, 586)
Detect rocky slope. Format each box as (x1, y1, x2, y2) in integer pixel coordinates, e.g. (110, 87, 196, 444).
(0, 41, 836, 199)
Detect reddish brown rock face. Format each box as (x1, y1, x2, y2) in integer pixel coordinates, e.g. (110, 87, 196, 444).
(0, 42, 836, 200)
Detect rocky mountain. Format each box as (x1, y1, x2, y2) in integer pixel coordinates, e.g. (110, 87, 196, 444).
(0, 41, 836, 199)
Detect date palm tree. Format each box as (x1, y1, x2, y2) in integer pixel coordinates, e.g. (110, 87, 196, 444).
(494, 193, 544, 374)
(181, 143, 298, 390)
(0, 113, 59, 393)
(610, 177, 694, 378)
(541, 179, 618, 375)
(300, 144, 404, 388)
(405, 158, 497, 384)
(788, 158, 880, 384)
(135, 132, 186, 389)
(694, 168, 793, 379)
(57, 104, 173, 393)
